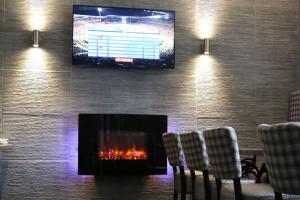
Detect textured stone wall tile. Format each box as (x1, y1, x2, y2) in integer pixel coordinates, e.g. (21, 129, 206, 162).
(5, 0, 73, 31)
(206, 0, 255, 67)
(1, 161, 96, 200)
(0, 0, 298, 199)
(0, 32, 3, 69)
(2, 31, 70, 70)
(0, 0, 3, 27)
(0, 70, 3, 135)
(1, 160, 173, 200)
(197, 75, 255, 117)
(255, 0, 298, 67)
(255, 41, 298, 67)
(4, 1, 32, 32)
(3, 0, 73, 70)
(3, 71, 71, 115)
(168, 117, 197, 132)
(255, 67, 298, 87)
(196, 0, 298, 149)
(0, 0, 3, 68)
(255, 86, 291, 124)
(2, 115, 71, 160)
(197, 117, 258, 147)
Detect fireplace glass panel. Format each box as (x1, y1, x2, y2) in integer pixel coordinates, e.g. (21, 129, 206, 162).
(78, 114, 167, 175)
(99, 131, 148, 161)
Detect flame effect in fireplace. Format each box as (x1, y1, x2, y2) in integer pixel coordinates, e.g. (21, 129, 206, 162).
(99, 147, 148, 160)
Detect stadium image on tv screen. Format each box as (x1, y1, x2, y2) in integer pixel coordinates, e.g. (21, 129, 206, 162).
(73, 5, 175, 68)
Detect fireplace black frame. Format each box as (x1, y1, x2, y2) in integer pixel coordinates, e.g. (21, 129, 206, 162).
(78, 114, 168, 175)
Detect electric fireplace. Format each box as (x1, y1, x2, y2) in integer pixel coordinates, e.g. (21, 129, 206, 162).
(78, 114, 167, 175)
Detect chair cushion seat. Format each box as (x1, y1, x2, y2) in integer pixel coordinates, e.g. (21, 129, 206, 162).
(194, 177, 255, 200)
(222, 178, 256, 185)
(175, 170, 203, 193)
(221, 183, 274, 200)
(281, 194, 300, 199)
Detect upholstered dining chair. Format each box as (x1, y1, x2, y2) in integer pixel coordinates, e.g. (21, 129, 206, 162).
(180, 131, 214, 200)
(162, 132, 192, 200)
(203, 127, 274, 200)
(288, 90, 300, 121)
(258, 122, 300, 200)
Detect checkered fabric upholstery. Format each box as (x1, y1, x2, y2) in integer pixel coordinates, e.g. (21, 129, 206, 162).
(203, 127, 242, 179)
(288, 90, 300, 121)
(258, 122, 300, 195)
(162, 132, 185, 167)
(179, 131, 209, 170)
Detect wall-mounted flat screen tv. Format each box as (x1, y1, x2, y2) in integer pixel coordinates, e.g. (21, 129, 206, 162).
(73, 5, 175, 68)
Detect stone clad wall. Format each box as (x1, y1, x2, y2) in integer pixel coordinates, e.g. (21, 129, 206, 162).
(0, 0, 298, 199)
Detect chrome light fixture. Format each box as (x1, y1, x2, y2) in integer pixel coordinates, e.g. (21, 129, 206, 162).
(200, 38, 210, 54)
(33, 30, 40, 48)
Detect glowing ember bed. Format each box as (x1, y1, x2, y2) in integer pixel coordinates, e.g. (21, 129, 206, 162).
(99, 148, 148, 160)
(78, 114, 167, 175)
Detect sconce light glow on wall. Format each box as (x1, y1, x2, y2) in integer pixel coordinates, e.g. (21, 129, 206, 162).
(200, 38, 210, 54)
(33, 30, 40, 48)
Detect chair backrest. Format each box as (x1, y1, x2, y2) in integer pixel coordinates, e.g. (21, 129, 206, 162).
(162, 132, 185, 167)
(180, 131, 209, 170)
(288, 90, 300, 121)
(203, 127, 242, 179)
(258, 122, 300, 195)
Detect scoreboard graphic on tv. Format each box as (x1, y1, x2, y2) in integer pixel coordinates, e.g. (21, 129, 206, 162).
(72, 5, 175, 68)
(88, 26, 161, 60)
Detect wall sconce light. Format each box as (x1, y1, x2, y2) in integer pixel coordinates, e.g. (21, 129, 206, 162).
(200, 38, 210, 54)
(33, 30, 40, 48)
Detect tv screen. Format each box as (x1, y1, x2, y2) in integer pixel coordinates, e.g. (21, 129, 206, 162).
(72, 5, 175, 68)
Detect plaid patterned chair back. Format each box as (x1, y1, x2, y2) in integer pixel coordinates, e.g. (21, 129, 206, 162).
(179, 131, 209, 170)
(203, 127, 242, 179)
(162, 132, 185, 167)
(288, 90, 300, 121)
(258, 122, 300, 195)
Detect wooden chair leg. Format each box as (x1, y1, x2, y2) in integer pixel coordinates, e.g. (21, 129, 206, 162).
(274, 191, 283, 200)
(215, 178, 222, 200)
(202, 170, 211, 200)
(233, 178, 243, 200)
(173, 167, 178, 200)
(180, 193, 186, 200)
(190, 170, 196, 200)
(173, 192, 178, 200)
(179, 166, 186, 200)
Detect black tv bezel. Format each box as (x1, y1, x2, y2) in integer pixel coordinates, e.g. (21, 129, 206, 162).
(72, 5, 176, 69)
